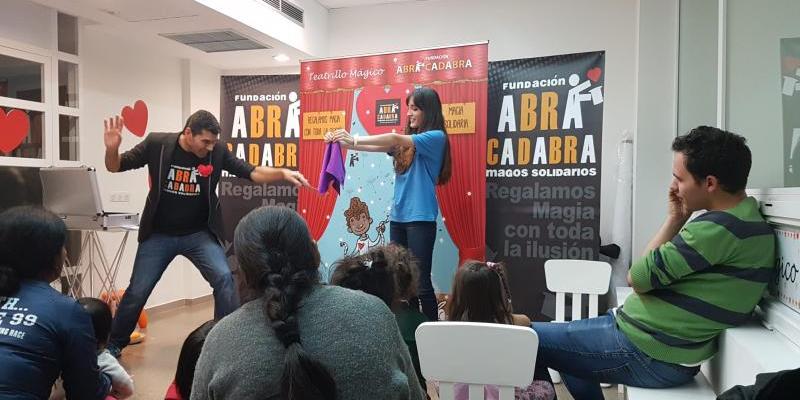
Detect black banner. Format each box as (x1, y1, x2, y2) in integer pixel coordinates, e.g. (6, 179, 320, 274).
(486, 52, 605, 318)
(219, 75, 301, 262)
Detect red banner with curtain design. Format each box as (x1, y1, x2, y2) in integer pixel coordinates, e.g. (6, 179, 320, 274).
(299, 43, 487, 293)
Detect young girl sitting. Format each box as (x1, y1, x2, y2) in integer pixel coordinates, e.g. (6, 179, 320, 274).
(445, 261, 555, 400)
(164, 320, 216, 400)
(51, 297, 134, 400)
(331, 244, 428, 390)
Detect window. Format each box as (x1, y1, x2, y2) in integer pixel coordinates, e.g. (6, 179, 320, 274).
(0, 10, 81, 166)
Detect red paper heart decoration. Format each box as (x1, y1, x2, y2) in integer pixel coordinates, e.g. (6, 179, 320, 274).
(0, 109, 30, 153)
(355, 84, 415, 135)
(122, 100, 148, 137)
(587, 67, 602, 83)
(197, 164, 213, 178)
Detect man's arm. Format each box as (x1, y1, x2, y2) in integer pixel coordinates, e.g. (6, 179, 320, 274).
(104, 116, 148, 172)
(628, 186, 691, 290)
(221, 146, 310, 188)
(250, 167, 310, 187)
(104, 117, 123, 172)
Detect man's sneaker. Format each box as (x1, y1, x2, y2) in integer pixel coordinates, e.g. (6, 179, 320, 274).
(106, 343, 122, 359)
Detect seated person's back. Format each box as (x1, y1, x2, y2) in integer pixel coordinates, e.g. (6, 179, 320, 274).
(0, 206, 110, 400)
(330, 244, 429, 389)
(191, 206, 425, 400)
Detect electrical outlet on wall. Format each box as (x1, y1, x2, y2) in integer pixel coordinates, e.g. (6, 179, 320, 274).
(110, 191, 130, 202)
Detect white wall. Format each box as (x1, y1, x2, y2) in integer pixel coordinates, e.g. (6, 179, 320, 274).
(325, 0, 638, 247)
(632, 0, 680, 256)
(677, 0, 718, 135)
(0, 0, 52, 51)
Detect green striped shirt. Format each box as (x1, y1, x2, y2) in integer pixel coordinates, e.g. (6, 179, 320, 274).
(617, 197, 776, 364)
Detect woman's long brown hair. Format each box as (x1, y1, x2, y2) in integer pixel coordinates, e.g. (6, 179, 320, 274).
(393, 87, 452, 185)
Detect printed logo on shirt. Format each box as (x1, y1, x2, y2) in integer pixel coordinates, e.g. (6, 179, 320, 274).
(376, 99, 401, 127)
(164, 165, 202, 196)
(0, 296, 38, 340)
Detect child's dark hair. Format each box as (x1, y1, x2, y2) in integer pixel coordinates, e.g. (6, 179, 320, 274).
(77, 297, 113, 349)
(175, 320, 216, 399)
(330, 244, 419, 310)
(234, 206, 335, 399)
(447, 261, 514, 324)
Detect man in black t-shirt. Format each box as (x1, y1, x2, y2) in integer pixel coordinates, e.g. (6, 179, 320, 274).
(102, 110, 310, 357)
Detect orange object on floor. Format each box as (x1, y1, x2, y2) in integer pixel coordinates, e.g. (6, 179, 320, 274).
(99, 289, 148, 344)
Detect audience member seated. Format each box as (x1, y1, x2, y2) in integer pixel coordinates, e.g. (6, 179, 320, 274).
(331, 244, 429, 390)
(0, 206, 111, 400)
(444, 261, 555, 400)
(190, 206, 425, 400)
(532, 126, 777, 400)
(164, 320, 216, 400)
(51, 298, 134, 400)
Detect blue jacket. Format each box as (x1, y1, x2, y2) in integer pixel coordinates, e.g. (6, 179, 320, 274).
(0, 280, 110, 399)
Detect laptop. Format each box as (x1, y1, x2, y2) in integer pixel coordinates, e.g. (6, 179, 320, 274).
(39, 167, 139, 231)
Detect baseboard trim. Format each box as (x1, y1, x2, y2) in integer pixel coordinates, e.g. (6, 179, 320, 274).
(145, 294, 213, 316)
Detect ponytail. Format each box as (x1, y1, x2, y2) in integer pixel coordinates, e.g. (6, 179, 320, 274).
(330, 251, 394, 308)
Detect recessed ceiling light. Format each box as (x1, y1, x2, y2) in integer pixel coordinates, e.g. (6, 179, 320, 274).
(273, 54, 290, 62)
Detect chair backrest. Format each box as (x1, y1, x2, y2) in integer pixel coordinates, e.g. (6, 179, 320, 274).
(544, 259, 612, 322)
(415, 322, 538, 400)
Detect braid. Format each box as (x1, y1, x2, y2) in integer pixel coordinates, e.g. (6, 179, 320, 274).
(234, 207, 336, 400)
(259, 249, 336, 398)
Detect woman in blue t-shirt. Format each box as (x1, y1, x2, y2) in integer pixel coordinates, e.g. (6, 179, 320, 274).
(325, 87, 451, 321)
(0, 206, 110, 399)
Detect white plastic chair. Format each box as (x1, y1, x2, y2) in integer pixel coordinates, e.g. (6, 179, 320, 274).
(543, 260, 612, 388)
(415, 322, 539, 400)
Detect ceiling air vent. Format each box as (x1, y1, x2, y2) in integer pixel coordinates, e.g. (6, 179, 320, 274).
(263, 0, 281, 10)
(160, 30, 271, 53)
(280, 1, 304, 25)
(261, 0, 303, 26)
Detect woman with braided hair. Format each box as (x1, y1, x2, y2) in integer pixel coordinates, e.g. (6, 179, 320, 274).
(190, 206, 425, 400)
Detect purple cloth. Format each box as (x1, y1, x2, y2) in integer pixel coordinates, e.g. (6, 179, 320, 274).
(318, 142, 346, 194)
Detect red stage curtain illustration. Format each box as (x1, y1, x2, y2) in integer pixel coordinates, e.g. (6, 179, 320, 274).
(431, 80, 488, 266)
(297, 89, 354, 240)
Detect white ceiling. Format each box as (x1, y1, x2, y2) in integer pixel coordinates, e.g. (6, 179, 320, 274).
(317, 0, 420, 9)
(27, 0, 311, 71)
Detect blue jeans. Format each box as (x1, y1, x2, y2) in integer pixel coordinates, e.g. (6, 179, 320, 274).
(533, 312, 699, 400)
(109, 230, 239, 349)
(390, 221, 437, 321)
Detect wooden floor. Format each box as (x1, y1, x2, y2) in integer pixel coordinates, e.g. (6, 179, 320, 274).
(119, 300, 618, 399)
(117, 299, 215, 400)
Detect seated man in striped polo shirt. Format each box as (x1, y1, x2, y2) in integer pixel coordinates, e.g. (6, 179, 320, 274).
(532, 126, 776, 400)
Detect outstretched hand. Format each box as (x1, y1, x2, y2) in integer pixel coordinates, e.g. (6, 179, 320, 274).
(324, 129, 354, 146)
(104, 116, 124, 150)
(283, 169, 312, 189)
